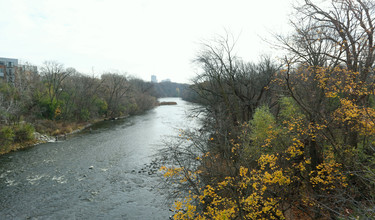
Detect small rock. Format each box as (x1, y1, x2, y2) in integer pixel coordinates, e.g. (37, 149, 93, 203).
(89, 166, 94, 169)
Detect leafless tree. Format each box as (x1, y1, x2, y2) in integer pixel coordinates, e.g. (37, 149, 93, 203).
(59, 71, 103, 120)
(0, 89, 19, 124)
(193, 34, 279, 135)
(101, 73, 131, 117)
(277, 0, 375, 77)
(40, 61, 72, 105)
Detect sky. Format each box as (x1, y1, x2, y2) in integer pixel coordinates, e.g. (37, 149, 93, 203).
(0, 0, 296, 83)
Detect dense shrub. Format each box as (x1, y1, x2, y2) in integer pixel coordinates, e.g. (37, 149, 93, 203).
(0, 126, 15, 149)
(14, 123, 35, 142)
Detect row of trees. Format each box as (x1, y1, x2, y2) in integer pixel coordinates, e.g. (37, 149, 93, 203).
(152, 81, 190, 98)
(161, 0, 375, 219)
(0, 61, 158, 152)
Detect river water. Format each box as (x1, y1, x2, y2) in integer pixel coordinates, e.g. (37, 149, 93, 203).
(0, 98, 199, 219)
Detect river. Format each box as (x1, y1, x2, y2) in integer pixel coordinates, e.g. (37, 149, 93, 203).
(0, 98, 200, 219)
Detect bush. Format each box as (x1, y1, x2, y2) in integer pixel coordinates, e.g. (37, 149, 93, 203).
(0, 126, 15, 149)
(95, 98, 108, 117)
(80, 108, 90, 121)
(14, 123, 35, 142)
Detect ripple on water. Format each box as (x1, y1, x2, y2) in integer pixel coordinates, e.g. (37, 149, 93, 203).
(52, 176, 67, 184)
(26, 174, 48, 185)
(5, 179, 18, 186)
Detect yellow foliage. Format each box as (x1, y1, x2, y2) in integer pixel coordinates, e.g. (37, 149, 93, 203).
(164, 66, 375, 219)
(310, 159, 348, 190)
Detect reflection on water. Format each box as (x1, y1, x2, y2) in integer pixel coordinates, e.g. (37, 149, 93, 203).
(0, 98, 200, 219)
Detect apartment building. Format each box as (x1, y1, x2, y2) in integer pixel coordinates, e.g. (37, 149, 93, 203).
(0, 57, 38, 86)
(0, 57, 18, 84)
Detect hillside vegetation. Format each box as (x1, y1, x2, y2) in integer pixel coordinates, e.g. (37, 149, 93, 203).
(160, 0, 375, 219)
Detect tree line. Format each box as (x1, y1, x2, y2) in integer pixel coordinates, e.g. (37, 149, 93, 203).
(152, 81, 190, 98)
(161, 0, 375, 219)
(0, 61, 158, 153)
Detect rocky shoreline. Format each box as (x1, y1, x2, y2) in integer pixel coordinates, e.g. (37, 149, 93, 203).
(0, 122, 94, 155)
(9, 116, 129, 154)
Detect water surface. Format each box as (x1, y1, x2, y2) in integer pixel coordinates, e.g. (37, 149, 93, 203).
(0, 98, 198, 219)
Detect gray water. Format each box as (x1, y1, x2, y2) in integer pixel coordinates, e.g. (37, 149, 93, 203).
(0, 98, 199, 219)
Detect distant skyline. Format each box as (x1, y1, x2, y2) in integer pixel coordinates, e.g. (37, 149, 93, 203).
(0, 0, 296, 83)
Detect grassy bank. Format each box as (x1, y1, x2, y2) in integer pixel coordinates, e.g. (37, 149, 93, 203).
(0, 119, 100, 155)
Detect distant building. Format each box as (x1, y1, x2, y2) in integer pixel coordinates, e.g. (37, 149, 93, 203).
(151, 75, 157, 83)
(18, 64, 38, 75)
(0, 57, 18, 84)
(0, 57, 38, 86)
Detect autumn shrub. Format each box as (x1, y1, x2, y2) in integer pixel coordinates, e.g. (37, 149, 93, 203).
(33, 119, 55, 134)
(162, 101, 352, 219)
(162, 65, 375, 218)
(62, 125, 73, 134)
(160, 0, 375, 215)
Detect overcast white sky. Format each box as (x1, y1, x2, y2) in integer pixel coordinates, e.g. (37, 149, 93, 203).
(0, 0, 296, 83)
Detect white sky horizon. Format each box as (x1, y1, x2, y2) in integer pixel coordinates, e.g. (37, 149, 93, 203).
(0, 0, 297, 84)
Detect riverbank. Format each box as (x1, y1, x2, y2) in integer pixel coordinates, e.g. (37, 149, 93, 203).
(0, 121, 86, 155)
(0, 117, 116, 155)
(0, 99, 171, 155)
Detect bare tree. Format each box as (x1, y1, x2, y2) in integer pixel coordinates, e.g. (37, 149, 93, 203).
(279, 0, 375, 77)
(300, 0, 375, 77)
(0, 86, 21, 124)
(58, 71, 103, 120)
(274, 19, 339, 67)
(193, 34, 279, 133)
(40, 61, 72, 105)
(101, 73, 131, 117)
